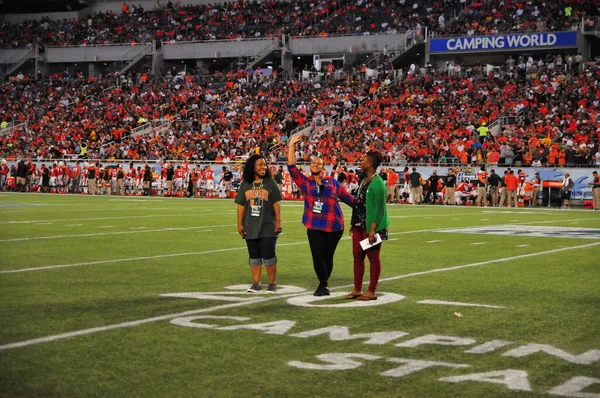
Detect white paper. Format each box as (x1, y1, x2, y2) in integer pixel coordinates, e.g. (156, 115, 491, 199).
(359, 233, 382, 251)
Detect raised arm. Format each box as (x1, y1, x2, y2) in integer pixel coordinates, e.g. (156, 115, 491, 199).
(288, 133, 302, 165)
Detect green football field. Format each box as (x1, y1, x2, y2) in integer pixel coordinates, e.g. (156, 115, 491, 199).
(0, 193, 599, 398)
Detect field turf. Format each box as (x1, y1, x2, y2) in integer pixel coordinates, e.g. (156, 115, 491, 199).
(0, 193, 599, 398)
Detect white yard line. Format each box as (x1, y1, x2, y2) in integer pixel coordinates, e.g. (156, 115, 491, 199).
(0, 207, 176, 213)
(0, 219, 305, 243)
(361, 241, 600, 286)
(389, 213, 475, 219)
(1, 240, 599, 351)
(0, 225, 234, 243)
(417, 300, 505, 309)
(0, 213, 214, 225)
(0, 241, 310, 274)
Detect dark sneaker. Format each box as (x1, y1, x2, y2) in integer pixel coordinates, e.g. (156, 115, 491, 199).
(313, 286, 330, 297)
(266, 284, 277, 294)
(247, 283, 262, 293)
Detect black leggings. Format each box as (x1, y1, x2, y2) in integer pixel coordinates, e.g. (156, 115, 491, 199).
(306, 229, 344, 288)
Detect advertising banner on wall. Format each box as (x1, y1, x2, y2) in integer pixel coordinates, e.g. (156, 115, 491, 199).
(429, 31, 578, 53)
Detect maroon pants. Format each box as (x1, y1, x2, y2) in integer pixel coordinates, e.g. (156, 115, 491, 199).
(351, 226, 382, 294)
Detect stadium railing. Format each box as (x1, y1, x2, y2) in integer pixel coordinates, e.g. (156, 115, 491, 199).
(0, 121, 27, 137)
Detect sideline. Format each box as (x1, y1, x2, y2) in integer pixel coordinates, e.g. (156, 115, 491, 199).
(1, 241, 599, 351)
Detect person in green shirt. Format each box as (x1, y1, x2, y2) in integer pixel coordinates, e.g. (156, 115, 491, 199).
(346, 150, 390, 301)
(477, 122, 489, 145)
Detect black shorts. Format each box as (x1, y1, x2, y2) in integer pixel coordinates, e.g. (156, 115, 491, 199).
(562, 190, 571, 200)
(245, 237, 278, 266)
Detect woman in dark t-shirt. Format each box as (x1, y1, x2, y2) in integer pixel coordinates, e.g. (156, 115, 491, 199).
(235, 154, 282, 293)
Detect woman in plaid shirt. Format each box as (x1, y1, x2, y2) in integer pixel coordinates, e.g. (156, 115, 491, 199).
(288, 134, 354, 296)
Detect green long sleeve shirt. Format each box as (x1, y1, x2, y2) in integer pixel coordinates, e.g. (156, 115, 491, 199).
(366, 175, 390, 232)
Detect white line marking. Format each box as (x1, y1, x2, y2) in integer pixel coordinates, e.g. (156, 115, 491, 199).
(0, 213, 214, 225)
(389, 213, 475, 219)
(480, 219, 489, 221)
(452, 218, 461, 220)
(0, 297, 284, 351)
(97, 225, 114, 229)
(417, 300, 505, 309)
(471, 242, 485, 245)
(64, 224, 83, 227)
(0, 225, 233, 243)
(2, 217, 596, 265)
(128, 227, 147, 230)
(0, 241, 310, 274)
(2, 241, 599, 351)
(516, 244, 529, 248)
(370, 241, 600, 285)
(427, 240, 441, 243)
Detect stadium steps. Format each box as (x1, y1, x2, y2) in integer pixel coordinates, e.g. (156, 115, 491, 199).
(100, 119, 172, 149)
(1, 47, 35, 81)
(224, 38, 279, 74)
(117, 45, 152, 75)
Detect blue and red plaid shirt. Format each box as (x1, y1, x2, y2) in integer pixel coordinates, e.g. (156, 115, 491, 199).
(288, 164, 354, 232)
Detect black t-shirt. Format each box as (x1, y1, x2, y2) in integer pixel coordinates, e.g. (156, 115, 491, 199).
(337, 172, 347, 184)
(445, 175, 456, 188)
(234, 177, 281, 240)
(428, 175, 439, 190)
(166, 168, 174, 181)
(487, 173, 501, 187)
(223, 171, 233, 182)
(409, 172, 421, 187)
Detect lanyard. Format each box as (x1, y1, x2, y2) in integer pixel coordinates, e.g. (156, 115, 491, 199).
(316, 181, 325, 197)
(253, 179, 264, 198)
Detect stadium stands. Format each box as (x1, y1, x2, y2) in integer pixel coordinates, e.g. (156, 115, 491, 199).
(1, 0, 599, 172)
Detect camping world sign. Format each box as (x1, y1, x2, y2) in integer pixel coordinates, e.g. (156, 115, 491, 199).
(429, 31, 578, 53)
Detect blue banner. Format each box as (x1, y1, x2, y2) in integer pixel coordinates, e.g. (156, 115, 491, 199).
(430, 31, 577, 53)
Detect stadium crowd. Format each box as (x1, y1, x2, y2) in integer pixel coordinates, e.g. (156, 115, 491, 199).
(0, 0, 458, 48)
(1, 0, 597, 49)
(2, 51, 600, 168)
